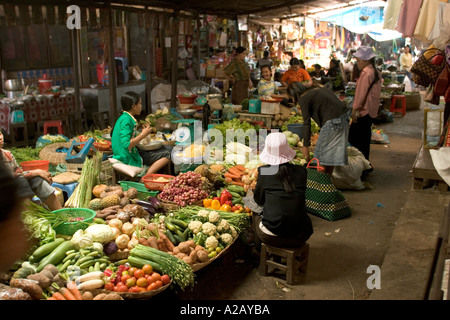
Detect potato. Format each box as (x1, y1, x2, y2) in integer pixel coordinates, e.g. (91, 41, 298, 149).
(42, 264, 59, 277)
(26, 273, 51, 289)
(93, 293, 107, 300)
(9, 278, 43, 300)
(196, 250, 209, 262)
(103, 293, 122, 300)
(82, 291, 94, 300)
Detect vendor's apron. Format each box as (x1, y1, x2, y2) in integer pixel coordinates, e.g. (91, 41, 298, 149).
(231, 80, 249, 105)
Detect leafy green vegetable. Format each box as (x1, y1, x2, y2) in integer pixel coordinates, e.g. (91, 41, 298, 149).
(10, 147, 43, 164)
(212, 119, 256, 146)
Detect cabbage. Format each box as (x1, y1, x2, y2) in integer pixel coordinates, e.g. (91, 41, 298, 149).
(287, 137, 298, 146)
(291, 133, 300, 143)
(71, 229, 93, 249)
(84, 224, 115, 243)
(282, 131, 293, 137)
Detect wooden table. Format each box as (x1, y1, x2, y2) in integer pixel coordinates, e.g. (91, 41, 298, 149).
(412, 144, 449, 192)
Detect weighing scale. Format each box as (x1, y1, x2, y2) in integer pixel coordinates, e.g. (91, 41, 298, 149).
(172, 119, 201, 146)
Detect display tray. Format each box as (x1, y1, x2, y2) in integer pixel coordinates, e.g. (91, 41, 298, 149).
(85, 280, 172, 300)
(191, 237, 237, 272)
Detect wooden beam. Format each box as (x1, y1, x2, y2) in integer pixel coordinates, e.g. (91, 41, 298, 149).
(108, 7, 118, 124)
(195, 15, 201, 79)
(145, 7, 153, 114)
(71, 28, 83, 135)
(170, 11, 179, 110)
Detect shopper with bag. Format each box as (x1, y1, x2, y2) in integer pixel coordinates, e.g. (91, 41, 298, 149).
(287, 81, 350, 176)
(252, 132, 313, 249)
(348, 46, 382, 174)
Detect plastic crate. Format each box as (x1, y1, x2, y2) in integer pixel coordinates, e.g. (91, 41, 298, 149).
(119, 180, 159, 200)
(66, 160, 113, 185)
(21, 160, 50, 171)
(53, 208, 96, 236)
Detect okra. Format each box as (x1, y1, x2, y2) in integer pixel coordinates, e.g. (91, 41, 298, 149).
(59, 260, 71, 272)
(65, 249, 76, 256)
(63, 252, 77, 263)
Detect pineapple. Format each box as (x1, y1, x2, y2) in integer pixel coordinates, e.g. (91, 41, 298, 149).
(88, 198, 103, 210)
(100, 194, 121, 208)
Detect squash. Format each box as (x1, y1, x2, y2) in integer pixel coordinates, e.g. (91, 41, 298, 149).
(92, 184, 108, 198)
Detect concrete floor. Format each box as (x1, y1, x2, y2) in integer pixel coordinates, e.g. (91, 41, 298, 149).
(154, 100, 450, 301)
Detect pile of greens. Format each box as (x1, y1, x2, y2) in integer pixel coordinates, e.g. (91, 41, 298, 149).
(212, 119, 256, 146)
(10, 147, 43, 164)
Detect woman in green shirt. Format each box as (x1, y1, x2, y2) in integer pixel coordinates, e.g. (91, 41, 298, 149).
(111, 92, 171, 175)
(224, 46, 253, 105)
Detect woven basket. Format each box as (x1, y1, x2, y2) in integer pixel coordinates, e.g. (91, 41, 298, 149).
(39, 142, 75, 165)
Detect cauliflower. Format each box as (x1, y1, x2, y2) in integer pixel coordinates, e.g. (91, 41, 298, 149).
(220, 233, 233, 245)
(202, 222, 217, 236)
(71, 229, 93, 249)
(205, 236, 218, 251)
(216, 219, 230, 233)
(84, 224, 115, 243)
(197, 210, 209, 218)
(208, 210, 220, 223)
(188, 220, 203, 234)
(229, 225, 238, 239)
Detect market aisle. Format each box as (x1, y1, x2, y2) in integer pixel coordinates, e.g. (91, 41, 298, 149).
(157, 102, 446, 300)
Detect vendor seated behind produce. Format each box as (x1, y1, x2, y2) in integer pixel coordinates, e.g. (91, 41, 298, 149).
(0, 161, 29, 272)
(252, 132, 313, 249)
(111, 91, 172, 177)
(0, 131, 62, 211)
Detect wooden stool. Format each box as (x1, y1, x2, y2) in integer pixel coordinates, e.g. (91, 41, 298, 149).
(259, 242, 309, 285)
(8, 123, 29, 148)
(390, 95, 406, 117)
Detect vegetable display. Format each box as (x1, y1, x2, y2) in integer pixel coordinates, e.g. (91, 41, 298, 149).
(158, 171, 209, 206)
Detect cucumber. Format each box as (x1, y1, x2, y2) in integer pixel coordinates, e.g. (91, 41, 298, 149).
(36, 241, 74, 273)
(232, 197, 243, 205)
(164, 229, 178, 245)
(229, 191, 242, 199)
(173, 234, 184, 244)
(170, 218, 188, 230)
(30, 238, 64, 261)
(164, 220, 179, 233)
(227, 185, 245, 194)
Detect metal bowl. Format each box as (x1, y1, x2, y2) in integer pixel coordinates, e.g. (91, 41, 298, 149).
(4, 79, 25, 91)
(177, 108, 197, 116)
(137, 140, 163, 151)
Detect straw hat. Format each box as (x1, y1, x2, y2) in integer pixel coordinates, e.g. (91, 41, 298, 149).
(259, 132, 296, 166)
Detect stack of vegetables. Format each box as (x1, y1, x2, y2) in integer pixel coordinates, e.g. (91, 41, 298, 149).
(158, 171, 210, 206)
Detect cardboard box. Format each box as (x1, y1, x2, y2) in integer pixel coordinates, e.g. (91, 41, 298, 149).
(261, 101, 280, 115)
(205, 65, 215, 78)
(211, 78, 229, 93)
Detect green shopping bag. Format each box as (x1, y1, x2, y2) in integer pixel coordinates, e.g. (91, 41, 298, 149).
(305, 158, 351, 221)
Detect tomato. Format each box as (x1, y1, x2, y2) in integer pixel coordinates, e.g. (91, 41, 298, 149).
(128, 267, 137, 277)
(147, 282, 158, 291)
(104, 282, 115, 291)
(133, 269, 145, 279)
(160, 274, 170, 285)
(142, 264, 153, 275)
(116, 281, 125, 287)
(117, 284, 128, 293)
(154, 280, 163, 289)
(125, 277, 136, 288)
(130, 286, 145, 293)
(136, 277, 148, 287)
(121, 274, 130, 283)
(150, 272, 161, 283)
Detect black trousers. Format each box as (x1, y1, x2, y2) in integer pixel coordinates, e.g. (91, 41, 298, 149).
(348, 114, 373, 161)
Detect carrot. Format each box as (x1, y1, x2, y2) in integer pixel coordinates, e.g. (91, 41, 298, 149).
(147, 236, 159, 249)
(52, 292, 66, 300)
(59, 287, 77, 301)
(233, 165, 246, 172)
(231, 181, 245, 187)
(228, 167, 243, 176)
(225, 177, 233, 183)
(66, 281, 83, 300)
(47, 297, 57, 300)
(225, 172, 241, 179)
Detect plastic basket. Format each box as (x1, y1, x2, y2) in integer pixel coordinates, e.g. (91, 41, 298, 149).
(177, 94, 198, 104)
(287, 123, 304, 137)
(53, 208, 96, 236)
(142, 174, 175, 191)
(119, 181, 159, 200)
(21, 160, 50, 171)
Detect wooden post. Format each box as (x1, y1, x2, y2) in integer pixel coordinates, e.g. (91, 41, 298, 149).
(71, 28, 82, 135)
(145, 9, 154, 115)
(108, 8, 118, 124)
(195, 15, 201, 79)
(170, 12, 179, 110)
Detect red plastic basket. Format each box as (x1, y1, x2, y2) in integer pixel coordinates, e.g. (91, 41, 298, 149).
(21, 160, 50, 171)
(142, 174, 175, 191)
(177, 95, 198, 104)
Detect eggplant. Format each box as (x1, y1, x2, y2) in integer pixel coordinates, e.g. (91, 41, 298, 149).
(147, 196, 162, 209)
(132, 199, 157, 215)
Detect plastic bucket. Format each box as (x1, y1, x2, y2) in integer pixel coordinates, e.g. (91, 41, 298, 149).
(53, 208, 96, 236)
(21, 160, 50, 171)
(177, 95, 198, 104)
